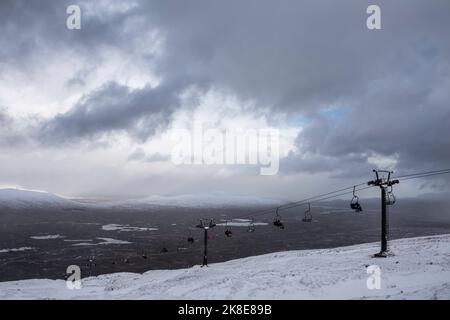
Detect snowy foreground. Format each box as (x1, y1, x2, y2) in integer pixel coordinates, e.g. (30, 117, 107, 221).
(1, 235, 449, 300)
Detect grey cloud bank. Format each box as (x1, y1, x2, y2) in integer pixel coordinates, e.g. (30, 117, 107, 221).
(0, 0, 449, 198)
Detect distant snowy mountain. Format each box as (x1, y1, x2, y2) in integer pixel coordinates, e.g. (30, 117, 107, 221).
(0, 189, 84, 210)
(0, 189, 285, 210)
(1, 234, 449, 299)
(132, 193, 286, 208)
(90, 192, 286, 209)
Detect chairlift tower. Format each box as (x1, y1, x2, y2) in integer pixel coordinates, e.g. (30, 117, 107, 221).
(196, 219, 216, 267)
(368, 170, 399, 257)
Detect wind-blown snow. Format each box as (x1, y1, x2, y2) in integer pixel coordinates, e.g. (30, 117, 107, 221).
(71, 238, 132, 246)
(0, 235, 449, 300)
(216, 222, 268, 227)
(102, 224, 158, 232)
(0, 247, 34, 254)
(30, 235, 64, 240)
(216, 219, 268, 227)
(96, 238, 132, 245)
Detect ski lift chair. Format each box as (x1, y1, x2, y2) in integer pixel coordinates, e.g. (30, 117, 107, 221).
(273, 208, 285, 229)
(350, 186, 363, 212)
(386, 185, 396, 206)
(302, 203, 313, 222)
(224, 221, 233, 237)
(247, 218, 256, 233)
(187, 230, 195, 243)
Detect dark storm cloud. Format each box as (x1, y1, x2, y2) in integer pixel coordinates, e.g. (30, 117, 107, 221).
(40, 80, 187, 143)
(140, 0, 450, 111)
(0, 0, 213, 144)
(296, 55, 450, 176)
(0, 0, 140, 68)
(136, 0, 450, 177)
(1, 0, 450, 180)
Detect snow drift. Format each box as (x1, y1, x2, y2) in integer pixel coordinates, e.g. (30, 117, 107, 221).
(0, 234, 449, 300)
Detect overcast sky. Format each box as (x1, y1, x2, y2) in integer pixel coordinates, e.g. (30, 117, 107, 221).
(0, 0, 449, 200)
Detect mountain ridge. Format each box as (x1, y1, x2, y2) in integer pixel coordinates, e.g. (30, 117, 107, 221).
(0, 188, 285, 209)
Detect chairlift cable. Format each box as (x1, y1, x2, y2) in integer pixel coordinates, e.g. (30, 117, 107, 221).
(236, 169, 450, 221)
(393, 168, 450, 179)
(233, 185, 377, 222)
(116, 168, 450, 267)
(179, 167, 450, 264)
(230, 182, 372, 221)
(396, 170, 450, 182)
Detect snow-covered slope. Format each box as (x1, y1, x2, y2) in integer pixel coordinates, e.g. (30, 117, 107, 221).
(1, 235, 449, 300)
(0, 189, 84, 210)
